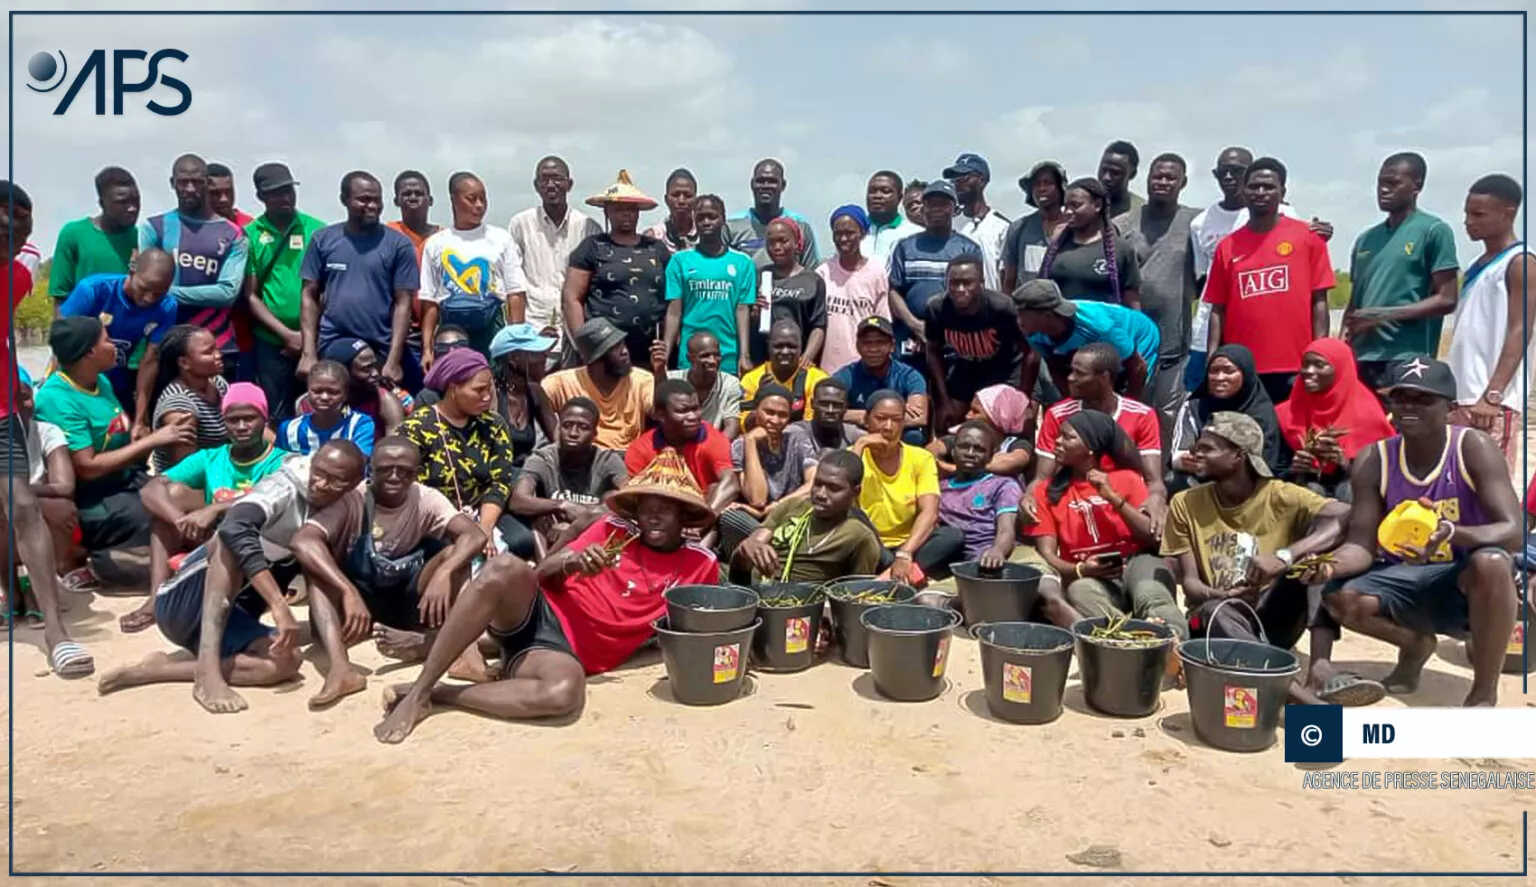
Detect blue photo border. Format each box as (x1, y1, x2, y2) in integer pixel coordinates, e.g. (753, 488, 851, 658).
(6, 5, 1529, 879)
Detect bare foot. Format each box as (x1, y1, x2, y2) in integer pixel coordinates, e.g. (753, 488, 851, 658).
(98, 651, 171, 695)
(1464, 688, 1498, 707)
(308, 667, 367, 710)
(447, 647, 492, 683)
(1382, 633, 1437, 694)
(374, 683, 430, 744)
(193, 676, 249, 714)
(119, 605, 157, 634)
(374, 625, 428, 662)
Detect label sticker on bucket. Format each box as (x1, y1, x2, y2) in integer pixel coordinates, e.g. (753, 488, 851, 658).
(712, 644, 740, 684)
(1508, 623, 1525, 656)
(785, 617, 810, 654)
(1002, 662, 1033, 703)
(1224, 685, 1258, 729)
(933, 635, 950, 678)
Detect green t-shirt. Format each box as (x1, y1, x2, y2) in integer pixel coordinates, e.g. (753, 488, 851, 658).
(1348, 210, 1460, 362)
(162, 442, 291, 505)
(47, 217, 138, 299)
(245, 211, 328, 344)
(665, 246, 758, 375)
(32, 371, 136, 505)
(759, 498, 883, 585)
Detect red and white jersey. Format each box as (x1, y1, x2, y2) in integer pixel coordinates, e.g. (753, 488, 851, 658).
(1035, 394, 1162, 462)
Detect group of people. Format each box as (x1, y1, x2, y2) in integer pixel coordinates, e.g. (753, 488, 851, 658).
(0, 137, 1528, 741)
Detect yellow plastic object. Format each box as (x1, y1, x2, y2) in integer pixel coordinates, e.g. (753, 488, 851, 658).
(1377, 500, 1439, 557)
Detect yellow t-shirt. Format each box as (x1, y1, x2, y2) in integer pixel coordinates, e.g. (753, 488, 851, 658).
(739, 364, 829, 423)
(541, 367, 655, 451)
(859, 444, 941, 548)
(1160, 479, 1330, 590)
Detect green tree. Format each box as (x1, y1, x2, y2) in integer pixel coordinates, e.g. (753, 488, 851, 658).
(1328, 270, 1352, 310)
(15, 257, 54, 337)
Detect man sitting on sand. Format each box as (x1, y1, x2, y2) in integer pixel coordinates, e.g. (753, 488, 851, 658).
(123, 383, 290, 634)
(373, 449, 719, 743)
(1159, 413, 1377, 705)
(508, 397, 629, 556)
(288, 437, 487, 708)
(97, 441, 366, 713)
(1307, 358, 1523, 708)
(734, 448, 882, 584)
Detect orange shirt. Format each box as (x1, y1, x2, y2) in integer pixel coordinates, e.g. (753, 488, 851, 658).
(387, 220, 441, 330)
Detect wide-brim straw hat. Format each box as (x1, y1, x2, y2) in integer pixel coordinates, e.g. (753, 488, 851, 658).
(605, 448, 716, 530)
(586, 169, 658, 210)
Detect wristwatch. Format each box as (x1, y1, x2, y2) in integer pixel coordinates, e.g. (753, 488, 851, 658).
(1275, 548, 1296, 569)
(1483, 390, 1505, 406)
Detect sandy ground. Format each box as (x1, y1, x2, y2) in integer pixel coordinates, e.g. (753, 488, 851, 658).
(3, 591, 1533, 885)
(6, 347, 1536, 886)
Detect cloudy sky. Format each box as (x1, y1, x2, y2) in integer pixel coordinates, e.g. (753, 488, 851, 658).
(7, 1, 1528, 271)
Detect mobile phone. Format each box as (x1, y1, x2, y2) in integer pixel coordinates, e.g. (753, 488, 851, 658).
(1095, 552, 1124, 569)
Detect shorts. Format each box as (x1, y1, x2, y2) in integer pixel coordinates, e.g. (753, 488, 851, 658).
(487, 590, 574, 671)
(154, 544, 302, 659)
(78, 485, 154, 551)
(1322, 549, 1514, 639)
(0, 413, 28, 476)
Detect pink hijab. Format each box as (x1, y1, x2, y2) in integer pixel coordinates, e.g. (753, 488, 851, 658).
(977, 385, 1030, 435)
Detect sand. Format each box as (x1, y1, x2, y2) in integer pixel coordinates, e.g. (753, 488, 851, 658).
(4, 590, 1533, 886)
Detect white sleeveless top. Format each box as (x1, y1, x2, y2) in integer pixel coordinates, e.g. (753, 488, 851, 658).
(1447, 242, 1533, 406)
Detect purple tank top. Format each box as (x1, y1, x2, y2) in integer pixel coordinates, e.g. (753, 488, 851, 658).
(1379, 427, 1488, 563)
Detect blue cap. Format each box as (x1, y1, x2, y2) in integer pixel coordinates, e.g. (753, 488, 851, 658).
(922, 179, 958, 202)
(489, 323, 558, 360)
(943, 153, 991, 180)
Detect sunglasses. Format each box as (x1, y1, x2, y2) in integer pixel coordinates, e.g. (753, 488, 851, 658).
(1213, 165, 1248, 177)
(433, 341, 471, 357)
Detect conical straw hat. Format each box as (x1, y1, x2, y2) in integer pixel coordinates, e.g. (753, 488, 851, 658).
(586, 169, 659, 210)
(605, 447, 715, 529)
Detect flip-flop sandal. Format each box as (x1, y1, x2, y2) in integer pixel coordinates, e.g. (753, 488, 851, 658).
(24, 610, 44, 630)
(119, 610, 157, 634)
(1319, 672, 1386, 707)
(49, 641, 95, 678)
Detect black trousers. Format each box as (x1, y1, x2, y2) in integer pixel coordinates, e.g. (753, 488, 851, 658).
(254, 338, 300, 422)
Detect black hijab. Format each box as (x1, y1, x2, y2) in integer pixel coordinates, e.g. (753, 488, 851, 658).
(1047, 409, 1142, 504)
(1193, 344, 1281, 469)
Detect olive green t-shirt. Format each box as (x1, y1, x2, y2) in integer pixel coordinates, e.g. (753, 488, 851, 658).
(759, 499, 882, 585)
(1160, 479, 1329, 591)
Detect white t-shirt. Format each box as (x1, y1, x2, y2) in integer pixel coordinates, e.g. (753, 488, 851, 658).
(26, 420, 66, 486)
(956, 209, 1010, 291)
(1447, 243, 1534, 406)
(860, 217, 923, 268)
(419, 224, 528, 304)
(1188, 202, 1302, 353)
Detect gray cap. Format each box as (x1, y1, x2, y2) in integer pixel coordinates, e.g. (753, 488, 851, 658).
(1204, 412, 1274, 478)
(922, 179, 958, 202)
(572, 317, 627, 364)
(1011, 278, 1076, 317)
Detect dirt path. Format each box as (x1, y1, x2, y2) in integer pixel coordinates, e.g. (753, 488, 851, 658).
(5, 592, 1532, 883)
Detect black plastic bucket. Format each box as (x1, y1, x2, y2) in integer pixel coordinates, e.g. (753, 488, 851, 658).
(663, 584, 760, 634)
(752, 582, 826, 672)
(975, 621, 1075, 724)
(827, 577, 918, 668)
(952, 562, 1042, 629)
(862, 604, 961, 701)
(653, 616, 760, 706)
(1179, 638, 1300, 752)
(1072, 617, 1177, 717)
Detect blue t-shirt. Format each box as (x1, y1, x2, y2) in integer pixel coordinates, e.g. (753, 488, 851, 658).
(300, 223, 420, 349)
(276, 410, 376, 456)
(665, 247, 758, 375)
(1027, 300, 1161, 380)
(58, 273, 178, 371)
(887, 231, 983, 347)
(833, 359, 928, 445)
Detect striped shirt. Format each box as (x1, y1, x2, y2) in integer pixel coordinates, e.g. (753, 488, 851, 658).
(508, 205, 601, 330)
(276, 409, 376, 456)
(152, 377, 230, 472)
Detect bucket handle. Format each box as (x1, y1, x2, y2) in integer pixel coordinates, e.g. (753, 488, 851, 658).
(1201, 598, 1267, 667)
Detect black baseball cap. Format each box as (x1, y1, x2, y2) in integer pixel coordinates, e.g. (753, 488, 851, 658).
(252, 162, 298, 195)
(1379, 356, 1457, 401)
(856, 316, 895, 339)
